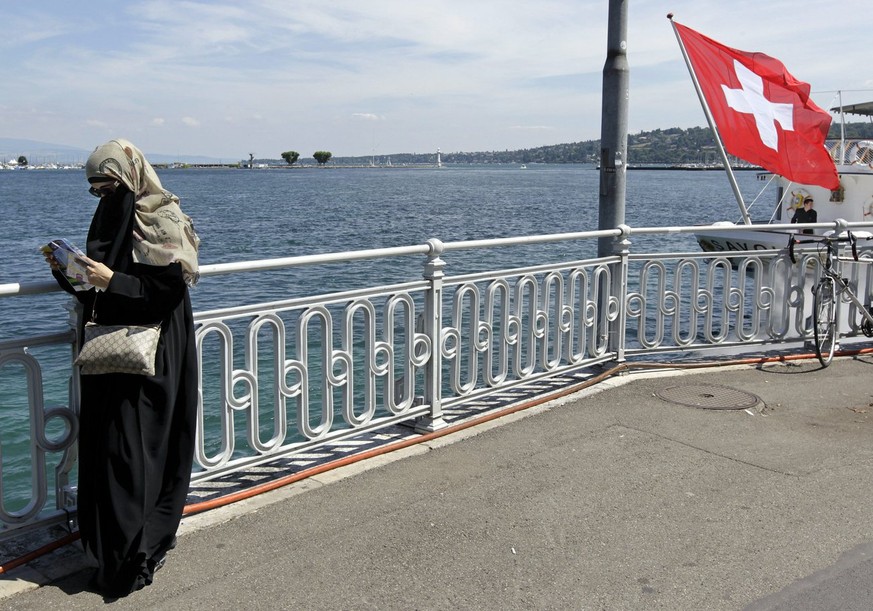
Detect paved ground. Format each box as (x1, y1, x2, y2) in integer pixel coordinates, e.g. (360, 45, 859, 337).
(2, 356, 873, 610)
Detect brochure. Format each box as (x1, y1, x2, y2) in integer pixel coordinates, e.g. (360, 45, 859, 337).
(41, 239, 93, 291)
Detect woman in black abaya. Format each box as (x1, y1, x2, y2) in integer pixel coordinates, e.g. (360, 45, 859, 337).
(47, 139, 200, 598)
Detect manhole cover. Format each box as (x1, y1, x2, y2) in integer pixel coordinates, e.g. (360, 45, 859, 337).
(654, 384, 760, 410)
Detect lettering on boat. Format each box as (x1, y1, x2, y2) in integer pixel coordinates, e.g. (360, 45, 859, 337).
(698, 238, 772, 252)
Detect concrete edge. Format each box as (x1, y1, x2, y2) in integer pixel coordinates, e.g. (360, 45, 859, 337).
(0, 361, 758, 600)
(178, 361, 739, 532)
(0, 566, 47, 600)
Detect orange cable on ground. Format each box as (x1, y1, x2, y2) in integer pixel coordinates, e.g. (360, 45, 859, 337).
(4, 345, 873, 575)
(175, 345, 873, 515)
(0, 532, 80, 576)
(181, 361, 633, 515)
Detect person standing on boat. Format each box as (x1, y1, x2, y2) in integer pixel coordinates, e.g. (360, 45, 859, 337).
(44, 139, 200, 598)
(791, 197, 817, 235)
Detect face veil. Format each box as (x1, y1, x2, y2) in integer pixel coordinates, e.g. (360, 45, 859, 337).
(85, 187, 137, 270)
(84, 139, 201, 285)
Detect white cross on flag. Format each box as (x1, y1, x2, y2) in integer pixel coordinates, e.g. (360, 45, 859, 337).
(673, 21, 839, 190)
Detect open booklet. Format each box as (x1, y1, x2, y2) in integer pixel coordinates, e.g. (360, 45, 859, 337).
(41, 239, 93, 292)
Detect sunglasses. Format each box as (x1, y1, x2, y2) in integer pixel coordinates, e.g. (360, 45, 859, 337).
(88, 180, 120, 198)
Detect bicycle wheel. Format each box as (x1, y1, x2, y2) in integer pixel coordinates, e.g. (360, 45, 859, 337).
(813, 277, 837, 367)
(863, 306, 873, 338)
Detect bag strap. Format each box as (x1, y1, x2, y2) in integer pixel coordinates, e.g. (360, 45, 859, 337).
(89, 292, 99, 324)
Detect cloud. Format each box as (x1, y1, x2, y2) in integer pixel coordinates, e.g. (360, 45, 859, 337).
(352, 113, 384, 121)
(509, 125, 555, 131)
(2, 1, 871, 158)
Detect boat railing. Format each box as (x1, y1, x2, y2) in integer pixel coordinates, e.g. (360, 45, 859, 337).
(4, 219, 873, 539)
(827, 139, 873, 167)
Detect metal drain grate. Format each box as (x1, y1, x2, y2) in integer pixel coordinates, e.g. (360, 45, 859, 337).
(654, 384, 760, 410)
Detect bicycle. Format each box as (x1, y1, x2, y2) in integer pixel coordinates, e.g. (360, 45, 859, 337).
(789, 231, 873, 366)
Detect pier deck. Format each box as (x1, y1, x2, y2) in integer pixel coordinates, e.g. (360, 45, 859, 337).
(2, 357, 873, 610)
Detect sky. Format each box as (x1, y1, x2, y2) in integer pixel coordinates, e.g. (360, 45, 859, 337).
(2, 1, 871, 161)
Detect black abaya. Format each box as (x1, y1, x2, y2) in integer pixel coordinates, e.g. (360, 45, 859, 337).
(54, 189, 198, 596)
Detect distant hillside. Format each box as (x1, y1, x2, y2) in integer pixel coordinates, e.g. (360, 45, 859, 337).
(0, 138, 235, 165)
(0, 138, 91, 164)
(329, 122, 873, 166)
(7, 122, 873, 167)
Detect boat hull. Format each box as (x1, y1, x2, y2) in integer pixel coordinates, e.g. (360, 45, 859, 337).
(696, 162, 873, 253)
(696, 227, 796, 253)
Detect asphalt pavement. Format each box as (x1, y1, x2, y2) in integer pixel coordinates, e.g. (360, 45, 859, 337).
(2, 356, 873, 610)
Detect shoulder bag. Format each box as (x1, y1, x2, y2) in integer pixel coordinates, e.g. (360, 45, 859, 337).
(74, 294, 161, 376)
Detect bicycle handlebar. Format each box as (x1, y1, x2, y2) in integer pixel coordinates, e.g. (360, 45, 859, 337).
(787, 230, 871, 264)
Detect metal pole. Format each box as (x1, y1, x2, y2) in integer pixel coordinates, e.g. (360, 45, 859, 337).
(838, 90, 846, 163)
(416, 239, 448, 433)
(598, 0, 629, 358)
(597, 0, 629, 257)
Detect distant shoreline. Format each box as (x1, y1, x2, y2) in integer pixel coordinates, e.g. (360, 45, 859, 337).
(2, 161, 763, 172)
(157, 163, 763, 171)
(627, 164, 762, 171)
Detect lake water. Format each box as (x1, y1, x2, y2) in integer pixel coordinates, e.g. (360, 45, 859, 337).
(2, 164, 771, 314)
(0, 164, 773, 508)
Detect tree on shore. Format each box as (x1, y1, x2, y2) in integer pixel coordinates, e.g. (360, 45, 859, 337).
(281, 151, 300, 166)
(17, 155, 27, 166)
(313, 151, 332, 166)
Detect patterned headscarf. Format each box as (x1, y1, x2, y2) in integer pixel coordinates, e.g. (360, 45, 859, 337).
(85, 139, 200, 286)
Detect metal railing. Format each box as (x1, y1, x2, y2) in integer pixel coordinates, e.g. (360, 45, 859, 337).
(828, 138, 873, 167)
(3, 220, 873, 538)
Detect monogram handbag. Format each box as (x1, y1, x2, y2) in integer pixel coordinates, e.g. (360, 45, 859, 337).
(74, 296, 161, 376)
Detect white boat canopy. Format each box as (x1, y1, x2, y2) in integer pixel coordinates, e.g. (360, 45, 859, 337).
(830, 101, 873, 116)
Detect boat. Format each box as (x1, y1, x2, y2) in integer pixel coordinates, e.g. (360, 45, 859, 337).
(696, 117, 873, 253)
(667, 20, 873, 254)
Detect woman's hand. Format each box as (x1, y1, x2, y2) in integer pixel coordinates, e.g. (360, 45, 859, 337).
(44, 252, 61, 271)
(81, 256, 114, 290)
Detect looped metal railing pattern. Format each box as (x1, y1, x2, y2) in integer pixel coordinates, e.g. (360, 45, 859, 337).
(3, 222, 873, 536)
(0, 347, 77, 525)
(192, 286, 434, 480)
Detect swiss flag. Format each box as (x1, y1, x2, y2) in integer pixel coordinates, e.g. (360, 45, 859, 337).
(673, 21, 839, 190)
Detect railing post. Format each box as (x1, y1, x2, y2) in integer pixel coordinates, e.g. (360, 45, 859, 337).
(415, 239, 448, 433)
(611, 225, 632, 362)
(61, 297, 83, 522)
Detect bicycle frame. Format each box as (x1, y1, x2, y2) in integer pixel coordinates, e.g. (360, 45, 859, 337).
(788, 231, 873, 365)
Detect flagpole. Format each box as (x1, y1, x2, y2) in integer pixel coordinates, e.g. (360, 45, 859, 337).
(668, 15, 752, 225)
